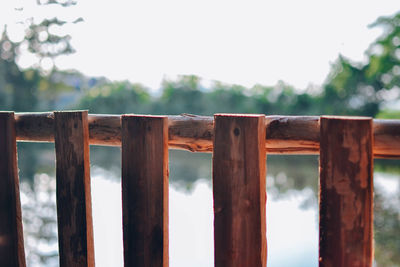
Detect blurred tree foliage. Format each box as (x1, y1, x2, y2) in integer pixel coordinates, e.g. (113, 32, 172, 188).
(78, 81, 151, 114)
(0, 0, 80, 112)
(321, 12, 400, 117)
(77, 75, 322, 116)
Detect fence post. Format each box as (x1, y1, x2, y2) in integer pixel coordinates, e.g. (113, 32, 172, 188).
(121, 115, 169, 267)
(0, 112, 26, 267)
(54, 111, 94, 267)
(319, 116, 373, 267)
(213, 114, 267, 267)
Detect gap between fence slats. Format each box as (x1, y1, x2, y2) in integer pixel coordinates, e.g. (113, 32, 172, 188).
(319, 117, 373, 267)
(213, 114, 267, 267)
(0, 112, 26, 267)
(121, 115, 169, 267)
(54, 111, 94, 267)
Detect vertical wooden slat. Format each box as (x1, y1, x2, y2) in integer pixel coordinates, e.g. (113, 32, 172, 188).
(0, 112, 26, 267)
(319, 116, 373, 267)
(121, 115, 169, 267)
(54, 111, 94, 267)
(213, 114, 267, 267)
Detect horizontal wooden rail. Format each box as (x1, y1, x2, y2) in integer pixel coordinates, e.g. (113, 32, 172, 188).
(13, 112, 400, 158)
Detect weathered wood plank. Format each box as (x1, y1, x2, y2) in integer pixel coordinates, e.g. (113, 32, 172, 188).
(121, 115, 169, 267)
(319, 116, 373, 267)
(0, 112, 26, 267)
(54, 111, 94, 267)
(213, 114, 267, 267)
(14, 113, 400, 157)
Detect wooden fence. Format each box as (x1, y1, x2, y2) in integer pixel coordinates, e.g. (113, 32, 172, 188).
(1, 111, 399, 267)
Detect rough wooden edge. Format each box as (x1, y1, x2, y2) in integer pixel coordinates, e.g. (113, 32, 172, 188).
(12, 112, 400, 158)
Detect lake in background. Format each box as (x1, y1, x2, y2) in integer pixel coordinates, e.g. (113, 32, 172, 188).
(17, 145, 400, 267)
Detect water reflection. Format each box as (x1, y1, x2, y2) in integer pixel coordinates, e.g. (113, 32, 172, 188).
(17, 146, 400, 266)
(374, 173, 400, 266)
(20, 174, 58, 266)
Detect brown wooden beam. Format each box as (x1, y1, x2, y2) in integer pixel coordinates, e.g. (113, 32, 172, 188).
(13, 112, 400, 158)
(121, 115, 169, 267)
(213, 114, 267, 267)
(54, 111, 94, 267)
(319, 116, 373, 267)
(0, 112, 26, 267)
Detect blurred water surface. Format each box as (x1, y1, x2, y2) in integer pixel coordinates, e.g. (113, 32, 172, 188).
(18, 145, 400, 266)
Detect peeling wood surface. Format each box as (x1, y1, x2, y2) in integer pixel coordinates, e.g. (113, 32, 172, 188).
(213, 114, 267, 267)
(13, 112, 400, 157)
(319, 117, 373, 267)
(121, 115, 169, 267)
(54, 111, 94, 267)
(0, 112, 26, 267)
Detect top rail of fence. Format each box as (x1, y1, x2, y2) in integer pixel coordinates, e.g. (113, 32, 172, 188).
(10, 112, 400, 158)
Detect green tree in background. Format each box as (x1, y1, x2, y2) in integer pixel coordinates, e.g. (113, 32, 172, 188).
(0, 0, 80, 111)
(78, 81, 151, 114)
(321, 12, 400, 117)
(77, 75, 323, 116)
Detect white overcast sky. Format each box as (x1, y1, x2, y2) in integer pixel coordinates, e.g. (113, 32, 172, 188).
(1, 0, 400, 91)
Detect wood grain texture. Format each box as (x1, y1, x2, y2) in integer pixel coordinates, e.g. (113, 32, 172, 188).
(213, 114, 267, 267)
(54, 111, 94, 267)
(121, 115, 169, 267)
(0, 112, 26, 267)
(319, 116, 373, 267)
(14, 112, 400, 157)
